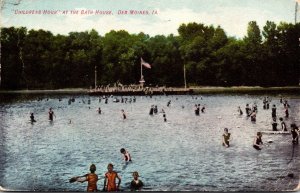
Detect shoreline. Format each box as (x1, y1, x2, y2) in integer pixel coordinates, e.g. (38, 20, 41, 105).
(0, 86, 299, 94)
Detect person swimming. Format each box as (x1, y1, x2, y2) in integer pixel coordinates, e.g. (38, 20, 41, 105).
(163, 112, 167, 122)
(48, 108, 55, 121)
(253, 132, 263, 150)
(97, 107, 102, 114)
(120, 148, 132, 162)
(103, 163, 121, 192)
(30, 113, 36, 122)
(279, 117, 287, 131)
(222, 128, 231, 148)
(130, 171, 144, 191)
(70, 164, 98, 192)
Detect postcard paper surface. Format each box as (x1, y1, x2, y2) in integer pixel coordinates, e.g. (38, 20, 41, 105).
(1, 0, 300, 191)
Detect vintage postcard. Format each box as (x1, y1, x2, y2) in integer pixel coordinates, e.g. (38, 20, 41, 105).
(1, 0, 300, 192)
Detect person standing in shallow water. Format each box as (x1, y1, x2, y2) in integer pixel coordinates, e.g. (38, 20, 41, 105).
(103, 163, 121, 192)
(48, 108, 55, 121)
(70, 164, 98, 192)
(279, 117, 287, 131)
(222, 128, 231, 148)
(271, 104, 276, 118)
(121, 109, 126, 119)
(30, 113, 36, 122)
(130, 171, 144, 191)
(253, 132, 263, 150)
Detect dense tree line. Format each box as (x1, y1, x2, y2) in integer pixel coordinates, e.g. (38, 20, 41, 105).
(1, 21, 299, 89)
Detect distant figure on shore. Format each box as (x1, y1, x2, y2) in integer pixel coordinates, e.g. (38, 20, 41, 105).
(48, 108, 55, 121)
(272, 104, 276, 118)
(97, 107, 102, 114)
(279, 117, 287, 131)
(238, 106, 243, 115)
(253, 132, 263, 150)
(121, 109, 126, 119)
(130, 171, 144, 191)
(69, 164, 98, 192)
(280, 97, 283, 103)
(291, 124, 299, 144)
(120, 148, 132, 162)
(272, 118, 278, 131)
(103, 163, 121, 192)
(222, 128, 231, 148)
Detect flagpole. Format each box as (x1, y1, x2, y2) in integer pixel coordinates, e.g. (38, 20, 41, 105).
(296, 1, 298, 24)
(184, 64, 187, 89)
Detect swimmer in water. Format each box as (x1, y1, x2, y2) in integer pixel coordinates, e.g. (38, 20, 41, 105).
(167, 100, 171, 107)
(194, 104, 200, 116)
(201, 106, 205, 113)
(103, 163, 121, 192)
(70, 164, 98, 192)
(222, 128, 231, 148)
(97, 107, 102, 114)
(130, 171, 144, 191)
(121, 109, 126, 119)
(48, 108, 55, 121)
(120, 148, 132, 162)
(253, 132, 263, 150)
(30, 113, 36, 122)
(279, 117, 287, 131)
(163, 112, 167, 122)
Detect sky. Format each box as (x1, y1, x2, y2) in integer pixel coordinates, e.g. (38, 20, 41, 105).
(1, 0, 299, 38)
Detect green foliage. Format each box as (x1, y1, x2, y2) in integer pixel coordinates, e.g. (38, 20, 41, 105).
(1, 21, 299, 89)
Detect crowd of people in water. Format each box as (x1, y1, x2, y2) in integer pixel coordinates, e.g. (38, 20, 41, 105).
(27, 94, 299, 191)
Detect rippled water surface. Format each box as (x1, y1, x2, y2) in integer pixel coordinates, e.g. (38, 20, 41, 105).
(0, 93, 299, 191)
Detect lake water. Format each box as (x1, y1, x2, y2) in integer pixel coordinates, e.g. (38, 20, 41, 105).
(0, 93, 299, 191)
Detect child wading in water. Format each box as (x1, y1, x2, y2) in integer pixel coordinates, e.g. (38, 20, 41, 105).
(103, 163, 121, 192)
(222, 128, 231, 147)
(253, 132, 263, 150)
(130, 171, 144, 191)
(70, 164, 98, 192)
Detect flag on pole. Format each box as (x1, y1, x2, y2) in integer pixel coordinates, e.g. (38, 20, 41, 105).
(141, 58, 151, 69)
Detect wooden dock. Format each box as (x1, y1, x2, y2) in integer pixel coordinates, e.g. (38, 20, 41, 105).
(88, 88, 194, 96)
